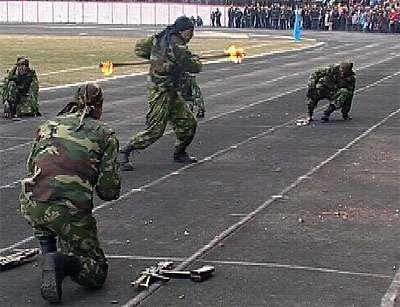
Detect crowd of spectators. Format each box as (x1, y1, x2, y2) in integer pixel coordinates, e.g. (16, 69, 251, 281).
(211, 0, 399, 33)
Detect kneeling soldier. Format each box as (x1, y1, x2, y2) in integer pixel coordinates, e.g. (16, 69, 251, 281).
(2, 56, 40, 118)
(306, 62, 356, 122)
(20, 83, 121, 303)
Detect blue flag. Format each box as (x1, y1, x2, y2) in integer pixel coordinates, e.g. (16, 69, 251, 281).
(294, 10, 302, 42)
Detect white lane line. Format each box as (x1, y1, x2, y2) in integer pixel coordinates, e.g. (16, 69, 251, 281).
(39, 66, 97, 76)
(381, 266, 400, 307)
(107, 255, 391, 279)
(0, 236, 35, 254)
(122, 91, 400, 307)
(0, 142, 32, 154)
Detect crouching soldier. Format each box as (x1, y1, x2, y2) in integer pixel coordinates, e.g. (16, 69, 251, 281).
(2, 56, 40, 118)
(306, 62, 356, 122)
(20, 83, 121, 303)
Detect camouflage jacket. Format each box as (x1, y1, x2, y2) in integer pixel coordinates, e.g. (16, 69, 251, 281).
(21, 114, 121, 211)
(1, 67, 39, 103)
(148, 33, 202, 90)
(309, 65, 355, 93)
(337, 71, 356, 93)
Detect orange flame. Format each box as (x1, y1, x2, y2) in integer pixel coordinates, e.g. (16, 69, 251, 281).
(224, 45, 245, 64)
(101, 62, 114, 76)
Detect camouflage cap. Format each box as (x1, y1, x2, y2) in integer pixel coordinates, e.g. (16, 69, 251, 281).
(58, 83, 104, 127)
(328, 64, 340, 73)
(16, 55, 26, 63)
(339, 61, 353, 72)
(17, 56, 29, 66)
(74, 83, 104, 107)
(171, 16, 194, 33)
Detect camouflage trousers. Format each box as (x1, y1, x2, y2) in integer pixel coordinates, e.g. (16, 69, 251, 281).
(183, 77, 205, 113)
(3, 81, 40, 116)
(306, 86, 354, 112)
(20, 193, 108, 287)
(130, 87, 197, 150)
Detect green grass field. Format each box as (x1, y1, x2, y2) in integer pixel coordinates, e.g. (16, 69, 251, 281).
(0, 35, 317, 88)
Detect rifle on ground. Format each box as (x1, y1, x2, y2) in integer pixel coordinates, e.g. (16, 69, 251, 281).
(0, 248, 40, 271)
(132, 261, 215, 290)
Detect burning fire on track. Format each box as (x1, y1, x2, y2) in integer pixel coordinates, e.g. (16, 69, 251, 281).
(223, 45, 245, 64)
(101, 62, 114, 76)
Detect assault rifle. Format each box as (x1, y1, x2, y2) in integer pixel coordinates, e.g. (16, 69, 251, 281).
(0, 248, 40, 271)
(132, 261, 215, 290)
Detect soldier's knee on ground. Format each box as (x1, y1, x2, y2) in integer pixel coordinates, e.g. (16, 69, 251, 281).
(71, 260, 108, 288)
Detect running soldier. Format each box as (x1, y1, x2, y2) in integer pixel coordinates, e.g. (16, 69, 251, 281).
(306, 62, 356, 122)
(120, 16, 202, 171)
(20, 83, 121, 303)
(134, 34, 206, 118)
(2, 56, 40, 118)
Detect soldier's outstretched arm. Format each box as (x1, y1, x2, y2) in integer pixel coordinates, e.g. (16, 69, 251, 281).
(96, 134, 121, 201)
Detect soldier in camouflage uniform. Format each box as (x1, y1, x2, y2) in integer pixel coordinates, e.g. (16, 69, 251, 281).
(134, 34, 206, 118)
(2, 56, 40, 118)
(306, 62, 356, 122)
(120, 16, 202, 171)
(20, 83, 121, 303)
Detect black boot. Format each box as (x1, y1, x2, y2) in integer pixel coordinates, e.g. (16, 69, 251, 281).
(342, 113, 352, 120)
(173, 148, 197, 163)
(321, 104, 336, 122)
(119, 143, 134, 171)
(41, 252, 81, 303)
(4, 100, 16, 119)
(39, 237, 61, 303)
(39, 238, 81, 303)
(196, 110, 205, 118)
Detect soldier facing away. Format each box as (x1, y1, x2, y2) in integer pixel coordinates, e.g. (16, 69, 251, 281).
(20, 83, 121, 303)
(120, 16, 202, 171)
(306, 62, 356, 122)
(1, 56, 40, 118)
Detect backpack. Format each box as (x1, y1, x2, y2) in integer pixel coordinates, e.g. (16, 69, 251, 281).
(134, 36, 155, 60)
